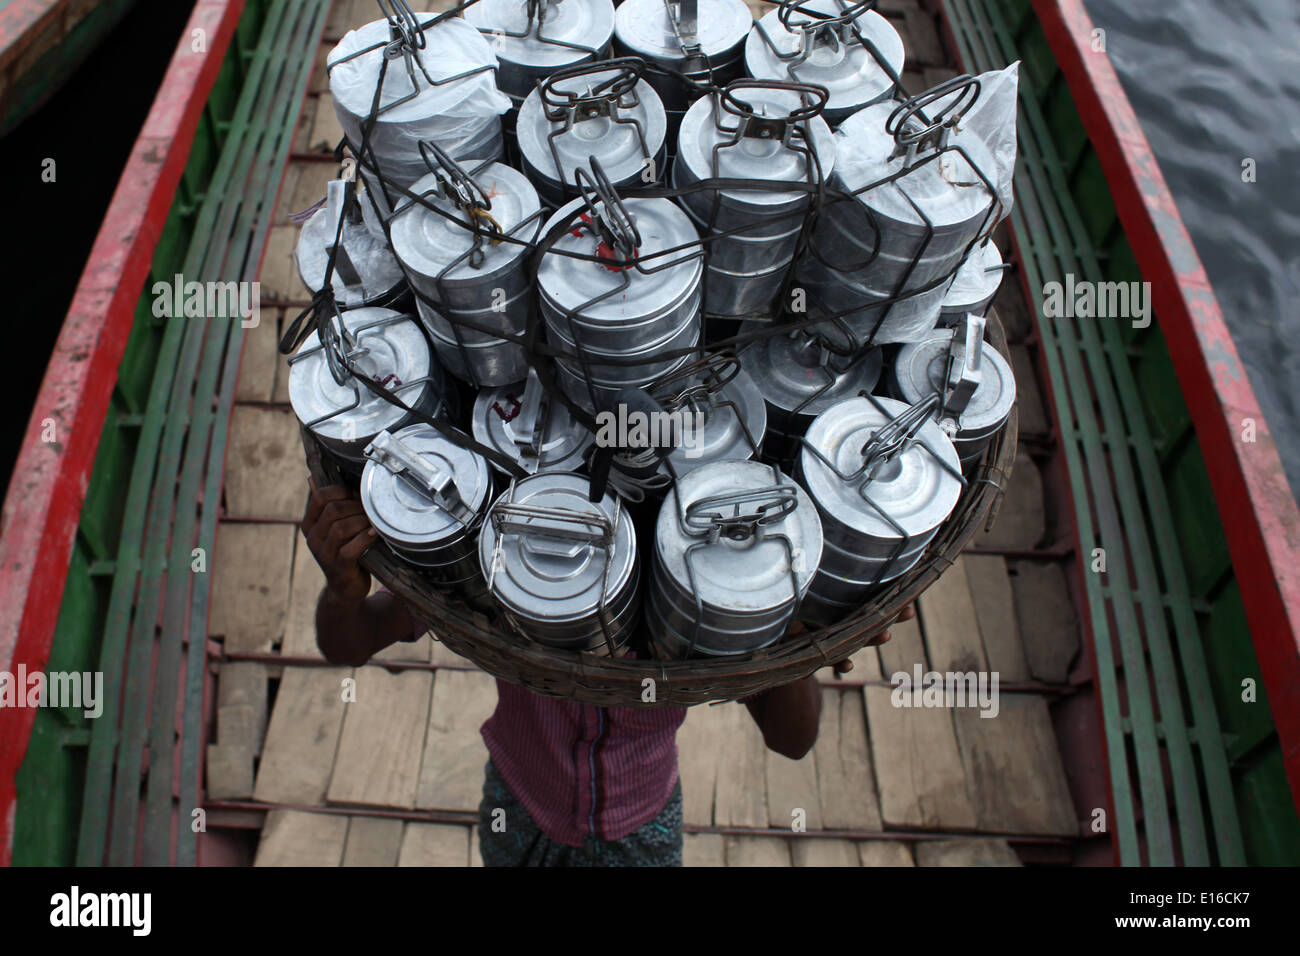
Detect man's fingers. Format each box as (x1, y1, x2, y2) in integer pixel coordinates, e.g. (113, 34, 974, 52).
(337, 528, 378, 564)
(302, 484, 356, 531)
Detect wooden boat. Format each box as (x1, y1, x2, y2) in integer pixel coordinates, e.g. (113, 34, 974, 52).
(0, 0, 1296, 866)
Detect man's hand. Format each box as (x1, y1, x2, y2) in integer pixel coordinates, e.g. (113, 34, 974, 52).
(301, 481, 415, 666)
(302, 482, 378, 605)
(828, 603, 915, 676)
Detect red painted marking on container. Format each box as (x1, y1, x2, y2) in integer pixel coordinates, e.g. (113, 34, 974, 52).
(0, 0, 247, 867)
(1035, 0, 1300, 810)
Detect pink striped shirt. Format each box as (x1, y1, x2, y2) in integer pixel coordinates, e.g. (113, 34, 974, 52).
(481, 679, 688, 846)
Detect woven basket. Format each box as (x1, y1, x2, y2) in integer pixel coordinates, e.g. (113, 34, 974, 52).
(300, 310, 1017, 707)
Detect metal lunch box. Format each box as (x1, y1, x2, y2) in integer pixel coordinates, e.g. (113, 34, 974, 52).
(360, 424, 495, 607)
(744, 0, 905, 126)
(649, 352, 767, 479)
(295, 179, 407, 309)
(650, 459, 823, 657)
(479, 471, 641, 654)
(939, 237, 1004, 323)
(287, 306, 447, 479)
(472, 368, 595, 475)
(796, 393, 963, 625)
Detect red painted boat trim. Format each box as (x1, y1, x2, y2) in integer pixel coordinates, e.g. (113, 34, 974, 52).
(0, 0, 246, 867)
(1034, 0, 1300, 807)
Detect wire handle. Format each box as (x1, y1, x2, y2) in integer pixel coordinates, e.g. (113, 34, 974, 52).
(777, 0, 878, 58)
(379, 0, 427, 53)
(365, 429, 466, 514)
(717, 78, 830, 138)
(886, 74, 981, 156)
(490, 500, 615, 550)
(573, 159, 642, 262)
(683, 484, 800, 542)
(538, 56, 646, 121)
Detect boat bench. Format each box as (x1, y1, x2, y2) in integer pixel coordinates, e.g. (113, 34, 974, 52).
(71, 0, 329, 866)
(942, 0, 1246, 864)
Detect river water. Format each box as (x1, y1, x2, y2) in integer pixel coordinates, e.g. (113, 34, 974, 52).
(1083, 0, 1300, 498)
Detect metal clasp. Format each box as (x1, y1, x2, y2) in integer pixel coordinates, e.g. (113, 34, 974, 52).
(365, 429, 464, 515)
(683, 485, 800, 543)
(941, 314, 985, 419)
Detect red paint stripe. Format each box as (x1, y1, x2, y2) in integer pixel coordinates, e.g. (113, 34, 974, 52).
(1034, 0, 1300, 809)
(0, 0, 246, 866)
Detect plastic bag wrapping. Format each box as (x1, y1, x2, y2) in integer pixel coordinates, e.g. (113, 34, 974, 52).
(957, 62, 1019, 223)
(295, 180, 406, 307)
(328, 15, 510, 190)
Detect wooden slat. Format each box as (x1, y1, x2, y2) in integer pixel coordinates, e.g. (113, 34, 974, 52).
(877, 613, 927, 678)
(308, 93, 344, 151)
(863, 687, 977, 830)
(953, 694, 1078, 836)
(725, 835, 790, 866)
(813, 688, 883, 831)
(415, 669, 496, 812)
(765, 746, 822, 831)
(255, 809, 348, 866)
(328, 668, 432, 809)
(282, 530, 326, 659)
(914, 838, 1022, 867)
(975, 452, 1045, 550)
(469, 824, 482, 867)
(712, 702, 768, 828)
(962, 554, 1032, 682)
(205, 743, 254, 801)
(398, 823, 471, 866)
(258, 225, 311, 302)
(917, 556, 989, 673)
(1010, 345, 1050, 434)
(791, 838, 860, 866)
(342, 816, 404, 867)
(235, 308, 283, 402)
(209, 522, 296, 654)
(676, 702, 726, 826)
(1010, 562, 1081, 684)
(858, 840, 915, 866)
(224, 406, 311, 519)
(253, 666, 351, 806)
(217, 661, 268, 753)
(683, 832, 725, 867)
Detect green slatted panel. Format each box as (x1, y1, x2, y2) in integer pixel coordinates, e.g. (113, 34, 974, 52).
(946, 0, 1247, 866)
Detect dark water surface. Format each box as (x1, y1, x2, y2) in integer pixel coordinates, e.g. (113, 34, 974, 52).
(1084, 0, 1300, 498)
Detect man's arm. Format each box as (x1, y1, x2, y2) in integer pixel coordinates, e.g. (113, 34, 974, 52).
(743, 607, 913, 759)
(302, 483, 418, 666)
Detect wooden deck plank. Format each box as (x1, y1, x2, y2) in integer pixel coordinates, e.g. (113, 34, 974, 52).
(224, 406, 310, 519)
(282, 530, 326, 659)
(235, 308, 283, 403)
(328, 668, 432, 809)
(953, 694, 1078, 836)
(975, 452, 1045, 551)
(398, 823, 471, 867)
(255, 810, 348, 867)
(205, 743, 254, 801)
(863, 687, 977, 830)
(210, 522, 296, 654)
(858, 841, 915, 866)
(341, 816, 404, 867)
(962, 554, 1032, 683)
(876, 613, 927, 678)
(253, 666, 351, 806)
(813, 688, 883, 831)
(1010, 561, 1081, 684)
(683, 832, 725, 867)
(725, 835, 791, 867)
(469, 824, 482, 867)
(308, 93, 344, 152)
(765, 746, 822, 831)
(791, 838, 860, 866)
(914, 838, 1022, 867)
(217, 661, 269, 752)
(415, 669, 496, 812)
(712, 702, 768, 828)
(917, 556, 989, 673)
(676, 702, 726, 826)
(1010, 345, 1050, 434)
(259, 224, 311, 303)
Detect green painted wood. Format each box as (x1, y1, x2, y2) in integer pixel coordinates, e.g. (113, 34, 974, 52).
(78, 401, 134, 564)
(1236, 746, 1300, 865)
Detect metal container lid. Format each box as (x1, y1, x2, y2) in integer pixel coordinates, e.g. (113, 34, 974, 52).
(288, 307, 433, 445)
(744, 1, 904, 117)
(295, 180, 405, 307)
(676, 87, 836, 211)
(799, 395, 962, 542)
(360, 425, 491, 550)
(741, 324, 883, 418)
(388, 163, 540, 284)
(464, 0, 615, 71)
(655, 459, 822, 614)
(834, 100, 996, 234)
(479, 472, 638, 621)
(941, 239, 1003, 313)
(892, 322, 1015, 438)
(647, 357, 767, 476)
(538, 195, 702, 324)
(472, 370, 595, 474)
(516, 68, 668, 190)
(615, 0, 752, 61)
(328, 16, 507, 126)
